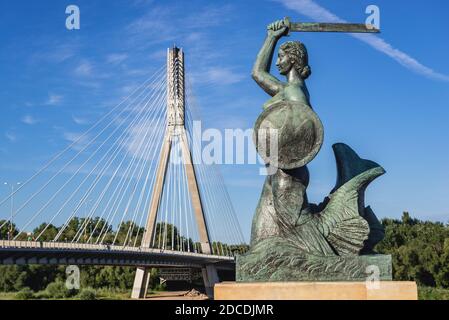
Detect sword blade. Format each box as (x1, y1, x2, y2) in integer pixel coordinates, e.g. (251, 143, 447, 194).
(289, 22, 380, 33)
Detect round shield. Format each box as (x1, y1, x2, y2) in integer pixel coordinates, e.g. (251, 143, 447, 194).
(253, 100, 324, 170)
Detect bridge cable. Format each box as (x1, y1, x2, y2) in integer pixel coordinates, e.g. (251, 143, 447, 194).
(119, 95, 165, 244)
(12, 72, 166, 239)
(37, 76, 167, 241)
(84, 78, 167, 244)
(2, 67, 165, 233)
(109, 85, 168, 245)
(88, 79, 166, 243)
(0, 66, 165, 213)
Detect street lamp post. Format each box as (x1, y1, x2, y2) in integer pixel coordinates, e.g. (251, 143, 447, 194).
(4, 182, 21, 240)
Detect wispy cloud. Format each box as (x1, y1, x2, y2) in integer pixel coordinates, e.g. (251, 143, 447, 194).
(192, 67, 245, 86)
(124, 118, 166, 161)
(207, 67, 245, 85)
(106, 53, 128, 65)
(149, 49, 167, 61)
(276, 0, 449, 82)
(45, 94, 63, 106)
(21, 115, 39, 125)
(182, 5, 233, 29)
(73, 60, 111, 82)
(72, 116, 90, 125)
(126, 6, 175, 43)
(128, 4, 232, 36)
(227, 177, 264, 188)
(5, 132, 17, 142)
(30, 42, 79, 65)
(126, 4, 233, 53)
(63, 132, 91, 151)
(131, 0, 155, 7)
(75, 61, 93, 77)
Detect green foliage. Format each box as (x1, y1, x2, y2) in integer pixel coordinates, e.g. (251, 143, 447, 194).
(152, 222, 193, 251)
(146, 268, 161, 291)
(0, 266, 24, 292)
(0, 220, 18, 239)
(33, 290, 51, 300)
(33, 223, 59, 241)
(377, 212, 449, 288)
(0, 217, 241, 298)
(80, 266, 135, 290)
(77, 288, 96, 300)
(418, 287, 449, 300)
(94, 287, 129, 300)
(15, 287, 34, 300)
(153, 282, 166, 292)
(0, 265, 64, 292)
(1, 217, 240, 256)
(0, 264, 148, 295)
(45, 280, 77, 299)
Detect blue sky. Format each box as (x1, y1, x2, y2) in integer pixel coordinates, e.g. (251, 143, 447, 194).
(0, 0, 448, 242)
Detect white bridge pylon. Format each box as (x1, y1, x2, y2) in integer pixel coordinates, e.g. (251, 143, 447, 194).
(133, 47, 230, 299)
(142, 47, 211, 255)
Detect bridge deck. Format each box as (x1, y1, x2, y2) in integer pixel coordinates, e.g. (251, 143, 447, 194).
(0, 241, 235, 270)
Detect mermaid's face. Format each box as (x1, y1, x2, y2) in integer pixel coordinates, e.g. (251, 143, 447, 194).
(276, 49, 293, 75)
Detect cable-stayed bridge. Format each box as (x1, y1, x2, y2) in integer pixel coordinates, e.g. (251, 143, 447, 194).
(0, 47, 246, 298)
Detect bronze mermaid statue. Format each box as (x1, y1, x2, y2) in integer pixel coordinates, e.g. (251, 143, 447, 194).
(238, 19, 391, 281)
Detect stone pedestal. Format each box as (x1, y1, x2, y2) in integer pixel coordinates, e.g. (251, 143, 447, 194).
(214, 281, 418, 300)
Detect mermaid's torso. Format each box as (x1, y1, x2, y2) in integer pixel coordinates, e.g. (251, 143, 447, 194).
(262, 83, 311, 110)
(252, 83, 318, 248)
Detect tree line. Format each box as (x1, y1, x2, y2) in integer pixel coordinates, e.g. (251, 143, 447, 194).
(0, 217, 248, 296)
(0, 217, 249, 256)
(376, 212, 449, 288)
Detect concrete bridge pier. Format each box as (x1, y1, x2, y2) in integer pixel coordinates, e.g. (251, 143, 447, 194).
(131, 265, 220, 299)
(131, 267, 151, 299)
(202, 264, 220, 299)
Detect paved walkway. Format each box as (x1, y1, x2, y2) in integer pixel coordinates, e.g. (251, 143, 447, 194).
(146, 290, 209, 300)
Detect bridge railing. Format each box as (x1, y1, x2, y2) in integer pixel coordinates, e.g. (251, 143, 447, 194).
(0, 241, 42, 249)
(0, 240, 234, 261)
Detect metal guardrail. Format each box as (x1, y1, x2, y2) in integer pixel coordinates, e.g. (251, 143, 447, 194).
(0, 240, 234, 261)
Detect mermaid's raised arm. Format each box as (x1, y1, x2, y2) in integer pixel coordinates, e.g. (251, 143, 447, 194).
(252, 20, 288, 97)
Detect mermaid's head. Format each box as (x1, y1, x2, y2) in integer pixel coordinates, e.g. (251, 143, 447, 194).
(277, 41, 311, 80)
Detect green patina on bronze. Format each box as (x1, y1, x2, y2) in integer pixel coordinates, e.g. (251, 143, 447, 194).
(237, 19, 391, 282)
